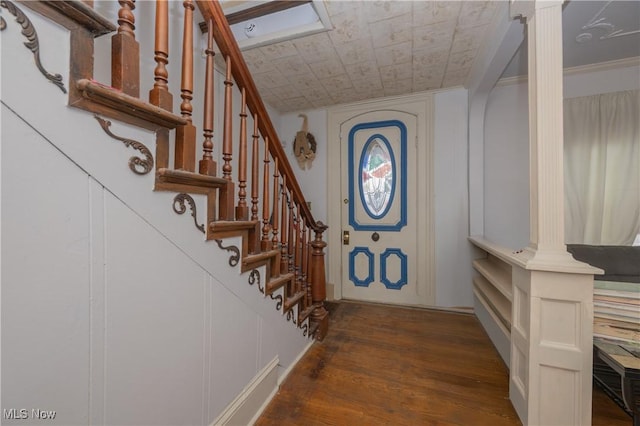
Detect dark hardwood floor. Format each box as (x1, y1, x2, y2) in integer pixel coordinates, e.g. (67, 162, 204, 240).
(256, 301, 630, 426)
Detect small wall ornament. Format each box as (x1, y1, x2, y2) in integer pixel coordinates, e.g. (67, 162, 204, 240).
(292, 114, 317, 170)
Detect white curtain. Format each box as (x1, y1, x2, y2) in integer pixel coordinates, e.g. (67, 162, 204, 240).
(564, 90, 640, 245)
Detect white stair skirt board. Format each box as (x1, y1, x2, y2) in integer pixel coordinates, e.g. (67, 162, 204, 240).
(277, 340, 315, 386)
(212, 339, 314, 426)
(212, 357, 279, 426)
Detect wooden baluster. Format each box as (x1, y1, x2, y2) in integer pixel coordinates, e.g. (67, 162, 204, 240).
(198, 19, 216, 176)
(295, 205, 303, 294)
(300, 219, 308, 308)
(149, 0, 173, 111)
(260, 137, 271, 251)
(271, 158, 280, 249)
(250, 114, 260, 222)
(305, 224, 312, 308)
(218, 58, 235, 220)
(310, 224, 329, 340)
(112, 0, 140, 97)
(175, 0, 196, 172)
(280, 178, 289, 274)
(288, 196, 295, 275)
(236, 88, 248, 220)
(270, 158, 280, 276)
(222, 58, 234, 181)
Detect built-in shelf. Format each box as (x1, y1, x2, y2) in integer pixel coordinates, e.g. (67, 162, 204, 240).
(473, 275, 511, 331)
(469, 236, 519, 367)
(473, 256, 513, 301)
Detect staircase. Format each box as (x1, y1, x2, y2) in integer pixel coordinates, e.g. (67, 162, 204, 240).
(16, 0, 329, 340)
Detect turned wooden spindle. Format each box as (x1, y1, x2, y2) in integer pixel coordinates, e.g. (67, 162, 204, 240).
(250, 114, 260, 222)
(300, 217, 309, 304)
(198, 19, 216, 176)
(280, 178, 289, 274)
(236, 88, 249, 220)
(149, 0, 173, 111)
(271, 157, 280, 249)
(112, 0, 140, 97)
(222, 58, 234, 181)
(217, 57, 235, 220)
(305, 224, 312, 307)
(260, 137, 271, 251)
(287, 197, 295, 274)
(175, 0, 196, 172)
(295, 205, 303, 294)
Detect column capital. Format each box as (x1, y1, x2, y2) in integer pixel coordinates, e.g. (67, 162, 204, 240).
(510, 0, 564, 20)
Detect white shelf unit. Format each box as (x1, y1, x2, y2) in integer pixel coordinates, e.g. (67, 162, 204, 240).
(469, 236, 517, 366)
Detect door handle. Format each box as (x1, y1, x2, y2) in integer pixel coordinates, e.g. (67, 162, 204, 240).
(343, 230, 350, 245)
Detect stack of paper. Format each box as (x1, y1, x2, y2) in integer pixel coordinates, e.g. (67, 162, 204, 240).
(593, 280, 640, 344)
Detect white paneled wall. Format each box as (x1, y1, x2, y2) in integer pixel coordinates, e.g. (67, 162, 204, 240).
(1, 4, 309, 425)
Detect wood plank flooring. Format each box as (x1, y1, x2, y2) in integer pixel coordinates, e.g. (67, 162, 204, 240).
(256, 301, 631, 426)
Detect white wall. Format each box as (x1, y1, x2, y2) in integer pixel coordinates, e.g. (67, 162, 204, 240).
(1, 5, 309, 425)
(483, 62, 640, 249)
(277, 110, 328, 225)
(432, 88, 473, 307)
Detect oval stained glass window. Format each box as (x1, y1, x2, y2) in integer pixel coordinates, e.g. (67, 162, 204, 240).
(359, 136, 395, 218)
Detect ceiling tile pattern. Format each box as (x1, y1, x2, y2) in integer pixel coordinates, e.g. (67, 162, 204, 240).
(242, 1, 499, 112)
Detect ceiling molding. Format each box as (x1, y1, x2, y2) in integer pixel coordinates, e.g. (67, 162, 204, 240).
(495, 56, 640, 87)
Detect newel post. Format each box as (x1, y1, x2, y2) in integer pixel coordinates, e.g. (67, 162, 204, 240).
(309, 222, 329, 340)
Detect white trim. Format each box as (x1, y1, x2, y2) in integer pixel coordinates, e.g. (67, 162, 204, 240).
(496, 56, 640, 87)
(277, 339, 315, 386)
(211, 356, 279, 426)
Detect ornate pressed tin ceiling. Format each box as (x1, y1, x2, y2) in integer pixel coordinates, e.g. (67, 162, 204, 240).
(234, 1, 640, 113)
(237, 0, 499, 112)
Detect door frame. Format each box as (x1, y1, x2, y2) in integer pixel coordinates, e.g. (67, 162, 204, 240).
(327, 93, 435, 305)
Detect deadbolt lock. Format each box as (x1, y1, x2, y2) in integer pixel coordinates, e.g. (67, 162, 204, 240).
(343, 230, 350, 245)
(343, 198, 349, 204)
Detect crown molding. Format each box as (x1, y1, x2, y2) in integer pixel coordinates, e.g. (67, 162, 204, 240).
(496, 56, 640, 87)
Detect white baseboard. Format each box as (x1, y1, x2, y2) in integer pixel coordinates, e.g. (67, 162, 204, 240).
(211, 357, 279, 426)
(211, 338, 315, 426)
(277, 339, 315, 386)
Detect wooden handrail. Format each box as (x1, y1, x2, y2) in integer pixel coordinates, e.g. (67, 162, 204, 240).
(196, 0, 324, 232)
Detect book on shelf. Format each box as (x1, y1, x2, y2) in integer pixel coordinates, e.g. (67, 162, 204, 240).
(594, 288, 640, 299)
(594, 311, 640, 323)
(594, 321, 640, 344)
(594, 300, 640, 312)
(594, 294, 640, 306)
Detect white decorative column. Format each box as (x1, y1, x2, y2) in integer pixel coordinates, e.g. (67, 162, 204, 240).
(508, 1, 601, 424)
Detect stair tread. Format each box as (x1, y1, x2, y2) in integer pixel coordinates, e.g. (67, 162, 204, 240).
(76, 79, 187, 129)
(243, 249, 280, 266)
(211, 220, 260, 232)
(35, 1, 116, 35)
(284, 291, 305, 312)
(266, 272, 294, 295)
(156, 168, 227, 189)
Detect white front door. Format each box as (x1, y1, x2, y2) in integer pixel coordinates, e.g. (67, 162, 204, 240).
(340, 111, 422, 305)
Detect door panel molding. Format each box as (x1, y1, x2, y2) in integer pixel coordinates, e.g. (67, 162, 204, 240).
(349, 119, 407, 230)
(348, 247, 375, 287)
(380, 248, 408, 290)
